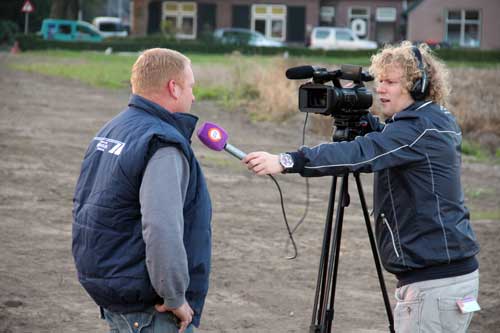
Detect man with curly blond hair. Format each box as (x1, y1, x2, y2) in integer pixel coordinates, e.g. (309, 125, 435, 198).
(243, 41, 480, 332)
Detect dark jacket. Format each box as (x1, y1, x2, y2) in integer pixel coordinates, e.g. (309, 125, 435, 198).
(290, 101, 479, 284)
(72, 94, 212, 326)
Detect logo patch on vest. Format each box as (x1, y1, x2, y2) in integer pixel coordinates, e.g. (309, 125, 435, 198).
(93, 137, 126, 156)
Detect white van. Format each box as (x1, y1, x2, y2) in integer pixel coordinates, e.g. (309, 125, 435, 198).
(310, 27, 377, 50)
(92, 17, 128, 38)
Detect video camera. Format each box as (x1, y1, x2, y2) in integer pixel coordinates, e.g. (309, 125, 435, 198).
(286, 64, 375, 141)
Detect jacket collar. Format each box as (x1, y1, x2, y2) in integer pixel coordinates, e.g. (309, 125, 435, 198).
(387, 100, 433, 123)
(128, 94, 198, 142)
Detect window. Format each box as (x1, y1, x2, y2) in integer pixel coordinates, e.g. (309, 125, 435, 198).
(59, 24, 72, 35)
(348, 7, 369, 39)
(336, 30, 354, 41)
(76, 25, 99, 37)
(315, 29, 331, 39)
(162, 1, 197, 39)
(251, 4, 286, 41)
(376, 8, 396, 22)
(445, 9, 480, 47)
(320, 6, 335, 26)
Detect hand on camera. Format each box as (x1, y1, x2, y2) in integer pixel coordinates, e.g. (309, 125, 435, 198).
(359, 113, 384, 133)
(243, 152, 283, 175)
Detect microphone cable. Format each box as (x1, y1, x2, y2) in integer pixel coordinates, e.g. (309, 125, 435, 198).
(268, 174, 298, 260)
(291, 113, 311, 235)
(271, 113, 311, 260)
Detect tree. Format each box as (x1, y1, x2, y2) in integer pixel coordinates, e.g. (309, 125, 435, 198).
(49, 0, 79, 19)
(0, 0, 51, 33)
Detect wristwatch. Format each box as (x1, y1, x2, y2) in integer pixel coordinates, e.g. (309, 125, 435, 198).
(279, 153, 294, 173)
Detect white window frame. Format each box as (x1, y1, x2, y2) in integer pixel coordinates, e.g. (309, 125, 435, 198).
(445, 9, 481, 48)
(376, 7, 396, 22)
(320, 6, 335, 24)
(251, 4, 287, 42)
(162, 1, 197, 39)
(348, 7, 370, 40)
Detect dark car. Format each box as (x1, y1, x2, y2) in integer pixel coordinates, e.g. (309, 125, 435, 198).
(213, 28, 284, 47)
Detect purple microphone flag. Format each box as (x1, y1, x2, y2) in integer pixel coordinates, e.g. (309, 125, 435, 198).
(197, 122, 228, 151)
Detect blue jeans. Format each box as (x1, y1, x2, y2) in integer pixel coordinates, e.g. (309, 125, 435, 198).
(103, 307, 194, 333)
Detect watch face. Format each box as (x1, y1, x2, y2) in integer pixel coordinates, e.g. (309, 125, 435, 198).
(280, 153, 294, 168)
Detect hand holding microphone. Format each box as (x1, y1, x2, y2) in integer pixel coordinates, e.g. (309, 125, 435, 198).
(243, 152, 283, 176)
(197, 122, 283, 175)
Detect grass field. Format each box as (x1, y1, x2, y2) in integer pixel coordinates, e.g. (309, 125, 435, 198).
(8, 50, 500, 159)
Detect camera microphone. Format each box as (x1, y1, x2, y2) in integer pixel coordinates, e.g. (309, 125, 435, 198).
(197, 122, 247, 160)
(286, 65, 325, 80)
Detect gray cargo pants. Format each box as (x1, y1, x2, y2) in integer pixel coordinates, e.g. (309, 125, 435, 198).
(394, 269, 479, 333)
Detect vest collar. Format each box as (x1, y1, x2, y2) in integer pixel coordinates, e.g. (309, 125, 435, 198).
(128, 94, 198, 142)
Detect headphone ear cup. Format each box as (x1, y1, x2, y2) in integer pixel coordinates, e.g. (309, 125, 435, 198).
(411, 78, 425, 101)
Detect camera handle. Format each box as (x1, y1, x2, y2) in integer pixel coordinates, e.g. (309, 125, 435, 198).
(309, 173, 395, 333)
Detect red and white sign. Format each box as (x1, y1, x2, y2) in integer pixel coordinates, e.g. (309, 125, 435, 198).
(208, 128, 222, 142)
(21, 0, 35, 13)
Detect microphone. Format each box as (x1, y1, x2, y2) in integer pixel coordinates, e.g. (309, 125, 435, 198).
(285, 65, 325, 80)
(197, 122, 247, 160)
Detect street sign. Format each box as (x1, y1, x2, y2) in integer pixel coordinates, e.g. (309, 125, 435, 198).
(21, 0, 34, 13)
(21, 0, 35, 35)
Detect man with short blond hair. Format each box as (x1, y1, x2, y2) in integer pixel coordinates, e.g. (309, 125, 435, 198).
(73, 48, 211, 333)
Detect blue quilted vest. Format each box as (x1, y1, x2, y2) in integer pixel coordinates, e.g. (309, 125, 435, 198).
(72, 94, 212, 327)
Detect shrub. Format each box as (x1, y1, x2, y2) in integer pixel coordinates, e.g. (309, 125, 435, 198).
(0, 20, 19, 45)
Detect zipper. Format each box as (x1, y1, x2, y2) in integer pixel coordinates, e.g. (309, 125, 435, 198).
(381, 213, 400, 258)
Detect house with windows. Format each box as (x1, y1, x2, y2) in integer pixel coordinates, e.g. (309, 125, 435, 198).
(130, 0, 405, 44)
(405, 0, 500, 49)
(129, 0, 499, 49)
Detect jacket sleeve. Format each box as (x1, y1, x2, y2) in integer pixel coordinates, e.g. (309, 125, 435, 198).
(140, 146, 190, 308)
(291, 117, 425, 177)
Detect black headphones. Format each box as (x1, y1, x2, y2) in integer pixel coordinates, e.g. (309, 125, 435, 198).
(410, 46, 429, 101)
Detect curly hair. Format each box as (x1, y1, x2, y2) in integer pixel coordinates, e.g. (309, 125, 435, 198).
(369, 41, 451, 107)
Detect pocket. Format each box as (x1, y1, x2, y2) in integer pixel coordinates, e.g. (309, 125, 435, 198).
(121, 311, 155, 333)
(394, 299, 422, 333)
(381, 214, 400, 259)
(438, 297, 474, 333)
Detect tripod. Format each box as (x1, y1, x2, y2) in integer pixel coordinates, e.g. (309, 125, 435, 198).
(309, 172, 395, 333)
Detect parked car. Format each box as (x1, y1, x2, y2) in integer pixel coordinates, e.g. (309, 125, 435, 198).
(40, 19, 102, 42)
(309, 27, 377, 50)
(92, 17, 128, 38)
(213, 28, 284, 47)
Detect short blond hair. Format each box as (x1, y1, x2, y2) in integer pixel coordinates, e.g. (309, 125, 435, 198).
(369, 41, 451, 107)
(131, 48, 190, 95)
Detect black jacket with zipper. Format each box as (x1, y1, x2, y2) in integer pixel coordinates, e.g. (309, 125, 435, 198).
(290, 101, 479, 285)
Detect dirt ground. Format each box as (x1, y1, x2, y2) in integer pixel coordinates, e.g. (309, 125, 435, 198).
(0, 52, 499, 333)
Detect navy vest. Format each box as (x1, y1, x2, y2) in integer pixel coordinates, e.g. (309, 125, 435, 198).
(72, 94, 212, 327)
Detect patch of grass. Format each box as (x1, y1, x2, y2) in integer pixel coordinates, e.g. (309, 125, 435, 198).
(461, 140, 490, 161)
(199, 154, 241, 171)
(470, 210, 500, 220)
(194, 86, 230, 101)
(9, 50, 135, 89)
(464, 187, 495, 199)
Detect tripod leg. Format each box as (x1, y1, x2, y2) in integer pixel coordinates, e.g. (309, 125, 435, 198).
(324, 174, 349, 333)
(310, 176, 338, 333)
(354, 173, 395, 333)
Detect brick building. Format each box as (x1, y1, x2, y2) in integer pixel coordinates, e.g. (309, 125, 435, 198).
(129, 0, 499, 49)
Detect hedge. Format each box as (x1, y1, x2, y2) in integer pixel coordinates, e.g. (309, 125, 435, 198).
(14, 34, 500, 62)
